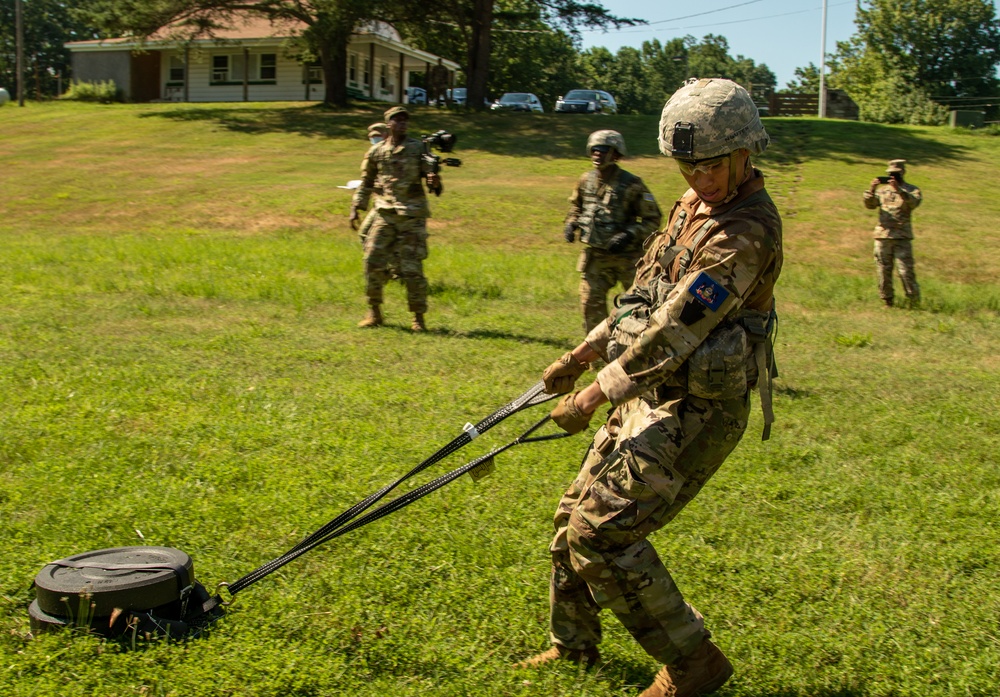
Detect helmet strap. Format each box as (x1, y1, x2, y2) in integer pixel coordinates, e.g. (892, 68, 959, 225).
(721, 152, 752, 204)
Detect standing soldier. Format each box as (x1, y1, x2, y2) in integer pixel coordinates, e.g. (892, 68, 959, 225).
(564, 130, 662, 336)
(864, 159, 922, 307)
(521, 79, 782, 697)
(350, 106, 440, 331)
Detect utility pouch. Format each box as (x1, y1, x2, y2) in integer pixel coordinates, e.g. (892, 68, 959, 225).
(592, 424, 616, 458)
(686, 323, 750, 399)
(576, 247, 592, 273)
(608, 305, 651, 361)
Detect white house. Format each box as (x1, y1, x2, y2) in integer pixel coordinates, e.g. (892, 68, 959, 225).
(65, 16, 459, 103)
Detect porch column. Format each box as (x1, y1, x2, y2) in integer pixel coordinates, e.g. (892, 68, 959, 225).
(183, 46, 189, 102)
(368, 43, 375, 99)
(398, 53, 405, 103)
(242, 47, 249, 102)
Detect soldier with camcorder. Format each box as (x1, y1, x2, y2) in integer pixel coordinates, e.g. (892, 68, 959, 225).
(864, 159, 923, 308)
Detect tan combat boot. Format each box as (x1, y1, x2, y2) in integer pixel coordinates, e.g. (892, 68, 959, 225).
(357, 306, 383, 328)
(638, 640, 733, 697)
(411, 313, 427, 332)
(515, 645, 600, 670)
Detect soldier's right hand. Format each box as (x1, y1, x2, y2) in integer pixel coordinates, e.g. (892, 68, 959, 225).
(349, 205, 360, 230)
(869, 178, 881, 191)
(543, 351, 588, 394)
(563, 223, 576, 243)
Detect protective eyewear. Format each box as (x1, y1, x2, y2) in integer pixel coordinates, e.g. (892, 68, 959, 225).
(676, 155, 729, 176)
(369, 135, 384, 144)
(590, 145, 612, 154)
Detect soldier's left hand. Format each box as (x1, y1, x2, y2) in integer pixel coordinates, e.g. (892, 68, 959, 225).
(550, 393, 593, 435)
(607, 231, 632, 253)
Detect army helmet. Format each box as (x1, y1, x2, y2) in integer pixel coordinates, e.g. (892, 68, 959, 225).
(587, 129, 627, 157)
(658, 78, 769, 161)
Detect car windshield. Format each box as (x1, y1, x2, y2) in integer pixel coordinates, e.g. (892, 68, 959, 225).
(451, 88, 467, 98)
(565, 90, 599, 101)
(500, 93, 531, 103)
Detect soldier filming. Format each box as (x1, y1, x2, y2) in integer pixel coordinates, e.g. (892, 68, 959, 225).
(350, 106, 441, 332)
(864, 159, 922, 308)
(564, 130, 662, 337)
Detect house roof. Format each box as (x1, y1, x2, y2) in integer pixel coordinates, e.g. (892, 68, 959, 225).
(65, 15, 460, 71)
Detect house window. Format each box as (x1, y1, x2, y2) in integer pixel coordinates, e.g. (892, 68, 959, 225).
(363, 58, 370, 86)
(349, 54, 357, 84)
(259, 54, 276, 80)
(212, 55, 230, 82)
(168, 56, 185, 82)
(306, 60, 323, 84)
(210, 52, 278, 84)
(380, 63, 388, 90)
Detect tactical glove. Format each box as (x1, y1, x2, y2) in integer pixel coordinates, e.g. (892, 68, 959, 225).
(563, 223, 576, 243)
(543, 351, 587, 394)
(550, 393, 593, 435)
(606, 231, 632, 253)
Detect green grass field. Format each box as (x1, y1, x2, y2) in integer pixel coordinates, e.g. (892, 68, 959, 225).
(1, 101, 998, 697)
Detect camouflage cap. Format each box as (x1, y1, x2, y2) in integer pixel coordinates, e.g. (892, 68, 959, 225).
(367, 122, 388, 138)
(886, 159, 907, 173)
(384, 105, 409, 122)
(658, 78, 769, 160)
(587, 129, 627, 157)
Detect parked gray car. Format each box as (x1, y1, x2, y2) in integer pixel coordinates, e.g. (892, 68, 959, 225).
(554, 89, 618, 114)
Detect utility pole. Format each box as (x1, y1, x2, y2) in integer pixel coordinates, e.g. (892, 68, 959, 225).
(15, 0, 25, 106)
(818, 0, 828, 118)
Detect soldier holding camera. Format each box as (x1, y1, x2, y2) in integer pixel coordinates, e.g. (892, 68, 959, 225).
(864, 159, 922, 308)
(350, 106, 441, 331)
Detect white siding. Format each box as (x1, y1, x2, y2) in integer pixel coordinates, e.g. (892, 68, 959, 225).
(160, 48, 323, 102)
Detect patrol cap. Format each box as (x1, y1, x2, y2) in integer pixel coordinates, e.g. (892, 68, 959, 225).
(384, 105, 409, 122)
(587, 130, 627, 157)
(886, 159, 907, 173)
(658, 78, 769, 161)
(367, 122, 388, 138)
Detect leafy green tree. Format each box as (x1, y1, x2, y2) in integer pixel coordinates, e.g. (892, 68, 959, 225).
(1, 0, 100, 98)
(825, 0, 1000, 122)
(403, 0, 639, 110)
(856, 0, 1000, 99)
(784, 63, 821, 93)
(76, 0, 387, 106)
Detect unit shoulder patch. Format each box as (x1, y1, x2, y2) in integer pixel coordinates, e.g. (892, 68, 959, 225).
(688, 272, 729, 312)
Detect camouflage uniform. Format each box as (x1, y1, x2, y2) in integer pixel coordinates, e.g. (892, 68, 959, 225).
(864, 160, 922, 305)
(567, 134, 662, 334)
(546, 79, 782, 667)
(352, 130, 433, 314)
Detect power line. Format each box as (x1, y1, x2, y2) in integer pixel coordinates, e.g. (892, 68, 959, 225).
(581, 1, 854, 37)
(643, 0, 768, 26)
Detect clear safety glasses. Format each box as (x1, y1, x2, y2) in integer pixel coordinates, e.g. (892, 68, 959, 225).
(676, 154, 730, 176)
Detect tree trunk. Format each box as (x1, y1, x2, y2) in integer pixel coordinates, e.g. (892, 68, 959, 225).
(466, 0, 493, 111)
(320, 38, 350, 107)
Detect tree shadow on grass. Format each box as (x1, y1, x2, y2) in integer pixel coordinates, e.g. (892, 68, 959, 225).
(377, 322, 570, 349)
(139, 103, 974, 166)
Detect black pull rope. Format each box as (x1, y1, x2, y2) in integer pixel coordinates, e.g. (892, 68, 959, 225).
(226, 383, 561, 595)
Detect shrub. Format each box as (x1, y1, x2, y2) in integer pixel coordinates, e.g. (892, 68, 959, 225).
(62, 80, 120, 103)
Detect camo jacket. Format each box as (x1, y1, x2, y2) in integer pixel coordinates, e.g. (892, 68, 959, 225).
(586, 169, 783, 404)
(863, 182, 921, 239)
(352, 136, 433, 218)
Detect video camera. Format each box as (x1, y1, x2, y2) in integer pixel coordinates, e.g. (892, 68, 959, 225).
(877, 173, 901, 184)
(421, 130, 461, 196)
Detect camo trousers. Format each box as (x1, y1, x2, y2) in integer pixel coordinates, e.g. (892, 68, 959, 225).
(579, 248, 641, 335)
(874, 238, 919, 303)
(364, 211, 429, 313)
(548, 390, 750, 664)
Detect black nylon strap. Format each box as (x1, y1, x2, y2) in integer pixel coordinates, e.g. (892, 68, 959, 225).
(227, 383, 558, 595)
